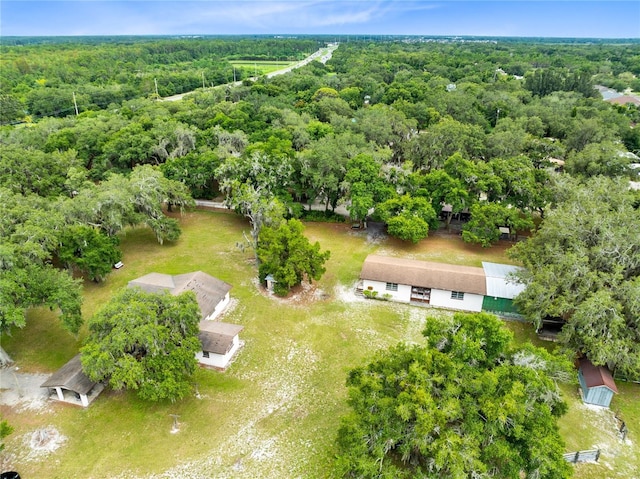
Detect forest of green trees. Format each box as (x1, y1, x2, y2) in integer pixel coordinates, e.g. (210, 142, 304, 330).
(1, 36, 640, 475)
(2, 35, 639, 370)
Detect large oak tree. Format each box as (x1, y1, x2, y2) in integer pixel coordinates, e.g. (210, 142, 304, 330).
(510, 176, 640, 377)
(257, 218, 330, 296)
(335, 312, 572, 479)
(81, 288, 202, 402)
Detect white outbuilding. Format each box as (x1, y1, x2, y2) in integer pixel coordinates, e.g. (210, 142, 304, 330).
(41, 354, 104, 407)
(359, 255, 525, 316)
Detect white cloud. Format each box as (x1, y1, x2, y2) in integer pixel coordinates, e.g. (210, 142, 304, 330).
(145, 1, 442, 33)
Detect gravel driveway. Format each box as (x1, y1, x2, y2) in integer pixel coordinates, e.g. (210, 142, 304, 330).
(0, 366, 50, 411)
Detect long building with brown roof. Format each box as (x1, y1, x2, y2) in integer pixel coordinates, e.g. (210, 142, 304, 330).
(359, 255, 524, 314)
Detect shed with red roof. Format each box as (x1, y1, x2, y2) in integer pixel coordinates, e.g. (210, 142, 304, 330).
(578, 358, 618, 408)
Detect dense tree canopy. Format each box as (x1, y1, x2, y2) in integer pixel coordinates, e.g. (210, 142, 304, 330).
(3, 37, 640, 378)
(462, 202, 534, 247)
(0, 161, 192, 338)
(0, 189, 83, 334)
(257, 218, 330, 296)
(1, 36, 321, 123)
(57, 225, 122, 282)
(376, 194, 438, 243)
(81, 287, 202, 402)
(335, 312, 572, 479)
(0, 263, 83, 334)
(510, 176, 640, 377)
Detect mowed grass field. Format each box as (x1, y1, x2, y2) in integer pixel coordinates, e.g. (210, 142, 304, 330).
(1, 209, 638, 478)
(229, 60, 299, 75)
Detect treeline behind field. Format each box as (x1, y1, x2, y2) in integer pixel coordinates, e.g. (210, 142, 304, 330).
(2, 37, 640, 123)
(0, 37, 321, 121)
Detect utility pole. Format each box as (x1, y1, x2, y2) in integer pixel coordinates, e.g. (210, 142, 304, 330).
(233, 66, 236, 83)
(202, 71, 205, 89)
(72, 92, 79, 115)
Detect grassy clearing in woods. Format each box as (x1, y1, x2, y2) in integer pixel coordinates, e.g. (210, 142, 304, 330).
(1, 210, 638, 478)
(228, 60, 299, 75)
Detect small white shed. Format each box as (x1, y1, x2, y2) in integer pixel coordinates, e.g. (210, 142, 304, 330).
(264, 274, 277, 293)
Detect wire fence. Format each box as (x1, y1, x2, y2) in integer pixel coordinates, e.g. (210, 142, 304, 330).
(563, 449, 600, 463)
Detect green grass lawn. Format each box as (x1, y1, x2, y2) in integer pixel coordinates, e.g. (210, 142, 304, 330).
(558, 381, 640, 479)
(2, 209, 638, 478)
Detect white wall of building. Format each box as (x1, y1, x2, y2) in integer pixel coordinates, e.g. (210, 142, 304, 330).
(196, 336, 242, 370)
(362, 280, 484, 312)
(206, 293, 231, 320)
(430, 289, 483, 312)
(362, 280, 411, 302)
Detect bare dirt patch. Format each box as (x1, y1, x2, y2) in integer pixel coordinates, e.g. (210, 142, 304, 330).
(334, 282, 367, 304)
(1, 426, 67, 472)
(130, 340, 321, 479)
(0, 367, 50, 413)
(255, 277, 329, 307)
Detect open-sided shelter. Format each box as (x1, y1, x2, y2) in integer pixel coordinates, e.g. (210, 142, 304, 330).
(41, 354, 104, 407)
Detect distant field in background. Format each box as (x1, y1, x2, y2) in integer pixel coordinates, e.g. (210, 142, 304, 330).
(1, 209, 638, 479)
(229, 60, 298, 75)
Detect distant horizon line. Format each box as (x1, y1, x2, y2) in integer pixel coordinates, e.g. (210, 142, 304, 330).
(3, 33, 639, 41)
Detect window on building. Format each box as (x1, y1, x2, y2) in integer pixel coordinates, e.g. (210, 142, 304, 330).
(385, 282, 398, 292)
(451, 291, 465, 300)
(202, 351, 210, 358)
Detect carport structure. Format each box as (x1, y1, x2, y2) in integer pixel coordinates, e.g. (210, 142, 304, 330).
(41, 354, 104, 407)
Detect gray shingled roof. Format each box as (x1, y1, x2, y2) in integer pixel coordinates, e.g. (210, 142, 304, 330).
(595, 85, 622, 101)
(127, 272, 176, 293)
(128, 271, 231, 319)
(41, 354, 96, 395)
(360, 255, 487, 295)
(198, 321, 244, 355)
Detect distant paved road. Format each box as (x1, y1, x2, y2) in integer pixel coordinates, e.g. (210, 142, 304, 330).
(194, 198, 349, 217)
(162, 43, 338, 102)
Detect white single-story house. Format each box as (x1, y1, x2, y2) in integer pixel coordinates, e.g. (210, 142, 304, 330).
(128, 271, 242, 368)
(197, 321, 244, 370)
(359, 255, 525, 315)
(41, 354, 104, 407)
(578, 358, 618, 408)
(128, 271, 231, 320)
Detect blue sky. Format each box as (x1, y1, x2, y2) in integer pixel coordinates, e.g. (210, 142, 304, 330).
(1, 1, 639, 38)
